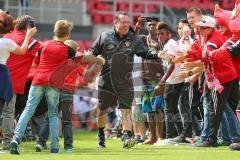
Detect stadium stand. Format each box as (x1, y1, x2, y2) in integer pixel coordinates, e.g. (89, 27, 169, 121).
(87, 0, 235, 24)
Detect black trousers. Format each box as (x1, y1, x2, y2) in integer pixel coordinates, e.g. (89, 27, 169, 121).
(179, 82, 202, 137)
(164, 83, 184, 138)
(0, 98, 5, 127)
(208, 79, 239, 143)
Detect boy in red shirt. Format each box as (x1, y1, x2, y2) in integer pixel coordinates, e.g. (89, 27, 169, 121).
(10, 20, 104, 154)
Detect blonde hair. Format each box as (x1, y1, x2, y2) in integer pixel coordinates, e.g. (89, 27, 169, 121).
(64, 39, 79, 51)
(54, 20, 73, 38)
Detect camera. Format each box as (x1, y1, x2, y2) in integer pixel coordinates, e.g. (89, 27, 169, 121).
(28, 20, 35, 28)
(143, 16, 159, 22)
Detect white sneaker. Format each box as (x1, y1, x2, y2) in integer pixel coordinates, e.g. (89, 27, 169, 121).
(154, 138, 174, 146)
(153, 138, 163, 146)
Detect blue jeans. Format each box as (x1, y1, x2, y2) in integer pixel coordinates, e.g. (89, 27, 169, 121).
(37, 93, 73, 149)
(200, 96, 209, 141)
(219, 112, 231, 143)
(201, 97, 230, 142)
(223, 103, 240, 143)
(14, 85, 59, 149)
(201, 98, 240, 143)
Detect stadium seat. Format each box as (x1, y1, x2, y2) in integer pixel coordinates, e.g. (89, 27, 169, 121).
(92, 14, 103, 24)
(96, 1, 112, 11)
(86, 0, 236, 24)
(86, 0, 96, 14)
(132, 3, 145, 13)
(147, 3, 159, 13)
(104, 14, 114, 24)
(117, 2, 129, 12)
(222, 0, 235, 10)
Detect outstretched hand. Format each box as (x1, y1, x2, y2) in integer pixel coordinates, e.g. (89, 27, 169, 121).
(158, 50, 175, 62)
(172, 51, 187, 63)
(176, 70, 189, 79)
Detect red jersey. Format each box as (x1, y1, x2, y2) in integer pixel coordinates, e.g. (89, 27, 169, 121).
(32, 40, 75, 86)
(5, 30, 40, 94)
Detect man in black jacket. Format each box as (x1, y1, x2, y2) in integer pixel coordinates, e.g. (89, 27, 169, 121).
(90, 11, 171, 149)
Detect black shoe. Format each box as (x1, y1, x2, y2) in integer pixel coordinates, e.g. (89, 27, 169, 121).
(193, 140, 217, 147)
(50, 148, 59, 154)
(229, 143, 240, 151)
(123, 138, 135, 149)
(134, 136, 145, 144)
(97, 134, 105, 148)
(169, 136, 189, 144)
(10, 141, 20, 155)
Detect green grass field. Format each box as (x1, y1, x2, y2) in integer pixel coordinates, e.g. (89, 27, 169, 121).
(0, 131, 240, 160)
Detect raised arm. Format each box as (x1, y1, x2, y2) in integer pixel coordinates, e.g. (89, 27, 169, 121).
(12, 27, 37, 55)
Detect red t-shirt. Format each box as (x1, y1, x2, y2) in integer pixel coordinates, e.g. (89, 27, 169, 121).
(49, 58, 86, 93)
(205, 30, 238, 84)
(5, 30, 40, 94)
(32, 40, 75, 86)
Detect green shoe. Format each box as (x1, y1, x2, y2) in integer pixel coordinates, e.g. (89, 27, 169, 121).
(10, 141, 20, 155)
(194, 139, 203, 145)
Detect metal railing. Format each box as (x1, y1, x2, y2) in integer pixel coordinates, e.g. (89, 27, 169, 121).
(2, 0, 87, 25)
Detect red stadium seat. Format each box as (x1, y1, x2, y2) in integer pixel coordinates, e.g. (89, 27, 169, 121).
(86, 0, 236, 25)
(96, 1, 112, 11)
(222, 0, 235, 10)
(104, 14, 114, 24)
(86, 0, 94, 13)
(132, 3, 145, 13)
(92, 14, 103, 24)
(147, 3, 159, 13)
(117, 2, 129, 12)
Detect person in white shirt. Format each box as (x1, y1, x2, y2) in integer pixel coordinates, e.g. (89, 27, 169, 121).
(0, 11, 36, 151)
(170, 19, 202, 144)
(155, 22, 184, 141)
